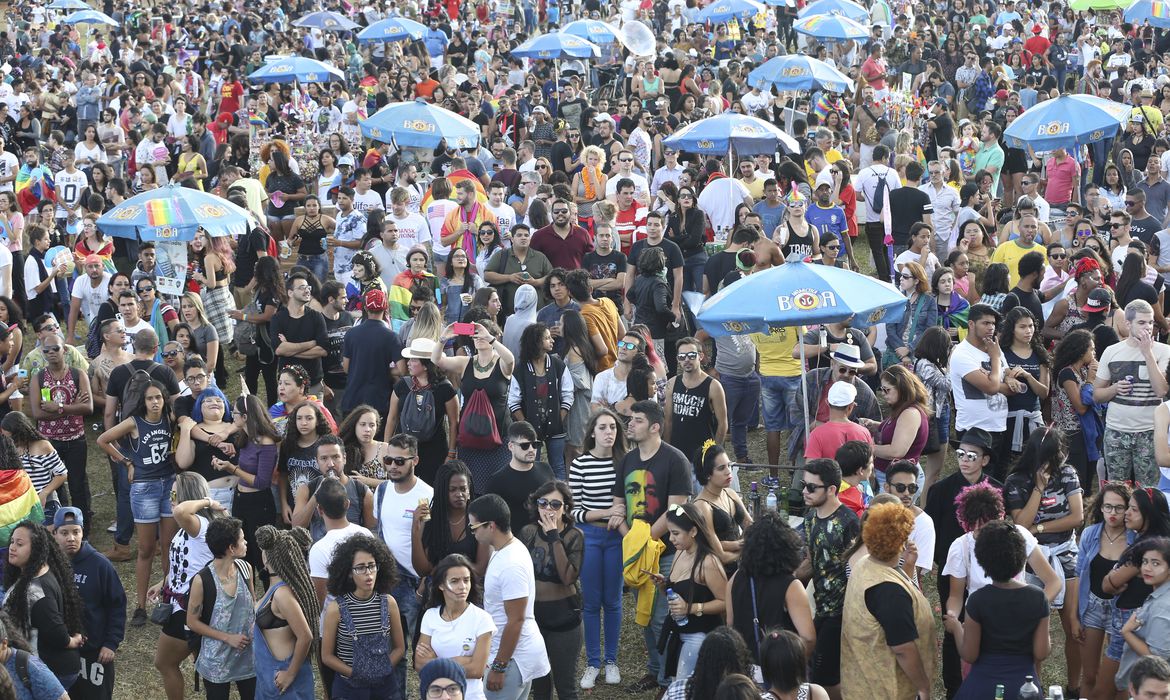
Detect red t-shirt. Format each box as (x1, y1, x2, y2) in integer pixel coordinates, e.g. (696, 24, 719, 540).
(218, 81, 244, 117)
(531, 224, 595, 270)
(614, 203, 647, 256)
(804, 420, 873, 460)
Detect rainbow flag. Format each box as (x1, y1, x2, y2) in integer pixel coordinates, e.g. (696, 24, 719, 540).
(1154, 0, 1170, 17)
(14, 165, 55, 215)
(146, 198, 186, 228)
(0, 470, 44, 547)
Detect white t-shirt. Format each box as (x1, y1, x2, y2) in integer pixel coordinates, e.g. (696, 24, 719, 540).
(419, 605, 496, 700)
(71, 273, 111, 324)
(943, 523, 1037, 596)
(910, 510, 936, 575)
(893, 249, 941, 281)
(487, 202, 516, 238)
(427, 199, 460, 257)
(1097, 339, 1170, 433)
(590, 368, 628, 407)
(605, 172, 650, 199)
(0, 246, 12, 298)
(0, 152, 18, 193)
(855, 164, 903, 221)
(55, 169, 89, 217)
(697, 178, 751, 236)
(308, 522, 373, 580)
(121, 319, 154, 354)
(375, 478, 434, 578)
(390, 212, 431, 251)
(948, 340, 1009, 432)
(353, 189, 385, 214)
(483, 539, 550, 682)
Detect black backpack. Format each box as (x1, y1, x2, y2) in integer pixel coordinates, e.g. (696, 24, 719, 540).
(871, 167, 890, 215)
(119, 366, 159, 421)
(188, 559, 253, 657)
(398, 381, 439, 441)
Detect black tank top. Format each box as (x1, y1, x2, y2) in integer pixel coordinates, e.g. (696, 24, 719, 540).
(669, 375, 716, 467)
(460, 357, 512, 436)
(730, 572, 797, 659)
(297, 216, 328, 255)
(782, 220, 816, 260)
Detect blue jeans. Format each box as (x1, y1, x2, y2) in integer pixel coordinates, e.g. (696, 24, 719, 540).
(760, 374, 802, 433)
(581, 525, 623, 668)
(297, 254, 328, 282)
(674, 632, 707, 681)
(537, 436, 566, 480)
(484, 659, 532, 700)
(637, 551, 674, 685)
(683, 252, 708, 293)
(110, 459, 133, 546)
(390, 564, 421, 700)
(721, 371, 761, 461)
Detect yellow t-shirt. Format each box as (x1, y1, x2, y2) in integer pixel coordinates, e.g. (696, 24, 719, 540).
(739, 176, 766, 201)
(751, 326, 802, 377)
(989, 240, 1047, 289)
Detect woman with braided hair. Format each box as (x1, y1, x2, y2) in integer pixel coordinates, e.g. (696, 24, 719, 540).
(254, 524, 318, 699)
(2, 520, 83, 689)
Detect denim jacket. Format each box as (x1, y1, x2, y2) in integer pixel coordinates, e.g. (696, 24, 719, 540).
(1076, 522, 1137, 622)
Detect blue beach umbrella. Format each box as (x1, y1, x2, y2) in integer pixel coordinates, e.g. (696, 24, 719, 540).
(561, 19, 621, 44)
(293, 10, 359, 31)
(97, 184, 252, 242)
(247, 57, 345, 84)
(360, 98, 480, 149)
(797, 0, 870, 21)
(698, 0, 767, 23)
(747, 55, 855, 93)
(1125, 0, 1170, 29)
(47, 0, 91, 10)
(62, 9, 118, 26)
(663, 113, 799, 155)
(356, 16, 428, 43)
(792, 13, 869, 40)
(510, 32, 601, 60)
(1003, 94, 1132, 151)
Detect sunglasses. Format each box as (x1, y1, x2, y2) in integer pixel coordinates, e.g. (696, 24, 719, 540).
(1125, 200, 1137, 206)
(382, 456, 412, 466)
(1110, 223, 1125, 229)
(824, 244, 840, 250)
(900, 273, 915, 280)
(677, 351, 699, 361)
(617, 340, 640, 351)
(890, 482, 920, 494)
(513, 440, 541, 451)
(837, 366, 858, 377)
(161, 350, 180, 358)
(803, 483, 827, 493)
(1051, 253, 1068, 259)
(537, 498, 564, 510)
(955, 448, 983, 462)
(468, 520, 490, 531)
(137, 286, 154, 293)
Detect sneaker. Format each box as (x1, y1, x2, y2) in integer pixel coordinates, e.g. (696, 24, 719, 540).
(605, 663, 621, 685)
(106, 522, 116, 533)
(626, 673, 658, 694)
(580, 666, 600, 690)
(130, 607, 147, 628)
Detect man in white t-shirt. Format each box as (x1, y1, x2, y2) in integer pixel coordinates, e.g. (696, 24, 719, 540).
(375, 433, 434, 699)
(604, 150, 650, 202)
(352, 168, 385, 213)
(697, 165, 753, 239)
(116, 291, 153, 354)
(55, 152, 89, 227)
(427, 187, 461, 268)
(387, 186, 431, 255)
(67, 255, 110, 342)
(885, 461, 935, 583)
(1093, 299, 1170, 487)
(469, 493, 551, 700)
(487, 181, 517, 237)
(949, 303, 1016, 478)
(307, 477, 372, 605)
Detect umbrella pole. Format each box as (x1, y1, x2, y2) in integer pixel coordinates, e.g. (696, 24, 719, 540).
(799, 330, 811, 443)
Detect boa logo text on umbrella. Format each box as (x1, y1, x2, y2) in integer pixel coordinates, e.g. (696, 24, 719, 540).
(154, 226, 180, 240)
(403, 120, 437, 133)
(1036, 121, 1070, 136)
(111, 206, 141, 221)
(195, 204, 227, 219)
(777, 288, 837, 312)
(780, 67, 808, 77)
(697, 139, 715, 149)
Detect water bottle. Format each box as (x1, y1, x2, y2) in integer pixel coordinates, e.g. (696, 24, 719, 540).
(765, 487, 778, 512)
(994, 685, 1004, 700)
(1018, 676, 1042, 700)
(665, 589, 688, 627)
(748, 482, 761, 520)
(1049, 686, 1064, 700)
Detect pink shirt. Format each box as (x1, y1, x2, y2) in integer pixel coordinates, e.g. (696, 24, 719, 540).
(805, 419, 873, 460)
(861, 57, 888, 91)
(1044, 155, 1081, 204)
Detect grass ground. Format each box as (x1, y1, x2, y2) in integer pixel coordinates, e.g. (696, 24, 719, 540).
(85, 234, 1074, 698)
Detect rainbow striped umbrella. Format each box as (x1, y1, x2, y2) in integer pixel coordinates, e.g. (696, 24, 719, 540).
(97, 184, 253, 241)
(1125, 0, 1170, 28)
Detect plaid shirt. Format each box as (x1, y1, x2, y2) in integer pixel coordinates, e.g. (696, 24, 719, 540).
(970, 70, 996, 113)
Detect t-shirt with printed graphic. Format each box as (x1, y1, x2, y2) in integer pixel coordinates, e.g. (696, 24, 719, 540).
(279, 441, 320, 507)
(582, 249, 628, 306)
(1096, 339, 1170, 433)
(803, 503, 859, 617)
(948, 340, 1009, 433)
(1004, 464, 1082, 545)
(804, 203, 847, 246)
(612, 442, 693, 555)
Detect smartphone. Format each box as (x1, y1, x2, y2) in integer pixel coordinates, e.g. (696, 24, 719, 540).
(452, 322, 476, 336)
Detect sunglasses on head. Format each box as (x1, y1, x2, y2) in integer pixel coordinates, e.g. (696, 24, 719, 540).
(890, 482, 920, 494)
(382, 456, 412, 466)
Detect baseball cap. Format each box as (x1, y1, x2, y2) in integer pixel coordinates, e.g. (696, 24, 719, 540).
(1081, 287, 1112, 313)
(593, 112, 613, 123)
(53, 506, 84, 530)
(338, 154, 355, 167)
(1032, 24, 1043, 34)
(827, 381, 858, 407)
(83, 254, 102, 266)
(364, 289, 388, 312)
(532, 105, 549, 115)
(815, 169, 834, 189)
(995, 89, 1009, 100)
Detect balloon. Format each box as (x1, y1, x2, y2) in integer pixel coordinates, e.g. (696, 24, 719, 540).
(616, 20, 655, 58)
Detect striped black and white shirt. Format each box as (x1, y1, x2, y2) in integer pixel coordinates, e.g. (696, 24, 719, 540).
(334, 592, 389, 666)
(569, 452, 619, 524)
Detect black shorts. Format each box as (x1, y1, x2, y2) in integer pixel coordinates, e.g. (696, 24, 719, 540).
(811, 615, 843, 687)
(161, 607, 190, 641)
(1004, 148, 1029, 174)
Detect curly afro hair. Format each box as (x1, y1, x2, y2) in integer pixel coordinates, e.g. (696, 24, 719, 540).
(862, 502, 915, 561)
(955, 482, 1005, 533)
(974, 520, 1027, 582)
(738, 510, 804, 578)
(325, 534, 398, 597)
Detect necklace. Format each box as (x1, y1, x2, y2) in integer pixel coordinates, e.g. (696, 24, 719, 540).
(1103, 527, 1125, 544)
(473, 354, 496, 373)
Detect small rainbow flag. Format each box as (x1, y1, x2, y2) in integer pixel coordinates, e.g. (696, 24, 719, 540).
(146, 198, 186, 227)
(14, 165, 55, 215)
(0, 469, 44, 547)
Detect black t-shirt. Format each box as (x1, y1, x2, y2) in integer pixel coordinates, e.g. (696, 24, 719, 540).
(1003, 345, 1044, 412)
(703, 250, 738, 296)
(612, 442, 694, 554)
(322, 312, 354, 389)
(550, 141, 575, 174)
(174, 394, 196, 419)
(105, 359, 181, 406)
(864, 581, 919, 646)
(1131, 215, 1163, 245)
(582, 250, 628, 306)
(1009, 286, 1045, 325)
(888, 187, 934, 246)
(232, 227, 270, 288)
(1118, 279, 1160, 310)
(268, 307, 330, 385)
(487, 462, 555, 534)
(928, 113, 954, 159)
(964, 583, 1050, 656)
(629, 238, 684, 297)
(266, 172, 305, 217)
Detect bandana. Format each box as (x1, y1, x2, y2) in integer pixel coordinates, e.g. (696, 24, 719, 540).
(1074, 257, 1100, 279)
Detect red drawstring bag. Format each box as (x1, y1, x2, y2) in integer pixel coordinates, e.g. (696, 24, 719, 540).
(458, 388, 502, 450)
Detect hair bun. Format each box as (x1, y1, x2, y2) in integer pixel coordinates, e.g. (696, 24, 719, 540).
(288, 526, 312, 552)
(255, 524, 278, 550)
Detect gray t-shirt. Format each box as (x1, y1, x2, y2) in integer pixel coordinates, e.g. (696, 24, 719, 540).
(190, 324, 219, 358)
(714, 334, 757, 376)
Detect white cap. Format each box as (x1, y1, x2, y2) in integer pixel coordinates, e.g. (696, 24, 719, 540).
(338, 154, 355, 167)
(827, 381, 857, 407)
(815, 169, 835, 190)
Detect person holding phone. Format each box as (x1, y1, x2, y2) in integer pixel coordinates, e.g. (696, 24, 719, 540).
(948, 303, 1015, 480)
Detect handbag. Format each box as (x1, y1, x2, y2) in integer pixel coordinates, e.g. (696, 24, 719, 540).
(150, 599, 174, 626)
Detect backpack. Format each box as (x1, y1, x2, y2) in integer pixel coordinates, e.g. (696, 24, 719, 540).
(188, 559, 252, 657)
(11, 650, 30, 690)
(233, 296, 268, 358)
(398, 380, 439, 441)
(119, 366, 159, 421)
(871, 167, 890, 215)
(458, 387, 503, 450)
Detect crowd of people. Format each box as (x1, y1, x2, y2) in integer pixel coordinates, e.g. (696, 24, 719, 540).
(6, 0, 1170, 699)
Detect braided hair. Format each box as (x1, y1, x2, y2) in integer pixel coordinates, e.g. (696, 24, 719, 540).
(255, 525, 320, 647)
(2, 521, 84, 639)
(420, 461, 475, 567)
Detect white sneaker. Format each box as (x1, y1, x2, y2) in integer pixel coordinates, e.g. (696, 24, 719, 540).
(580, 666, 600, 690)
(604, 663, 621, 685)
(106, 522, 116, 533)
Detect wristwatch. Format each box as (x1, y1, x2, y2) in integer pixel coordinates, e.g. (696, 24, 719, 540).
(1037, 524, 1045, 534)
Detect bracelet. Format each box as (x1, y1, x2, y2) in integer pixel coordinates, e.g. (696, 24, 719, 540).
(490, 660, 509, 673)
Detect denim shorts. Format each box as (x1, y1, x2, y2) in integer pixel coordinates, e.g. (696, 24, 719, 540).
(1081, 591, 1115, 631)
(760, 375, 801, 433)
(130, 477, 175, 524)
(1106, 604, 1135, 661)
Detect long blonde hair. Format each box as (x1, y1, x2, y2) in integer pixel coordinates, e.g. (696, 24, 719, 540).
(181, 292, 212, 327)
